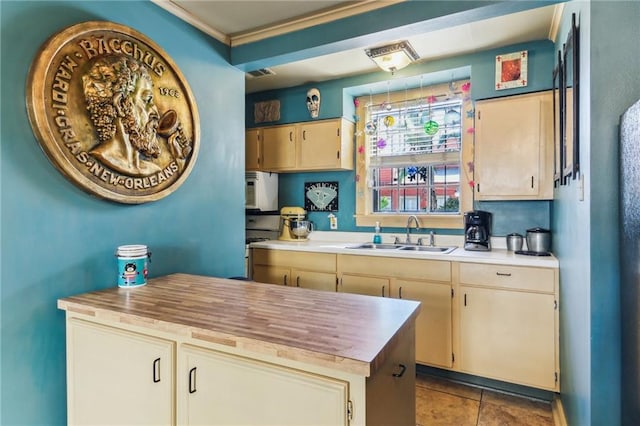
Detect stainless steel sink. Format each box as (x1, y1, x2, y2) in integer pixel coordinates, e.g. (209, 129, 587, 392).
(347, 243, 403, 250)
(346, 243, 456, 254)
(398, 246, 456, 254)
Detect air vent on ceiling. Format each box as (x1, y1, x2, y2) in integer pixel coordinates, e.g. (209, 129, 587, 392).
(247, 68, 276, 78)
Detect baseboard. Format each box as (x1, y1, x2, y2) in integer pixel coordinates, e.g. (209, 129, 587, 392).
(552, 395, 568, 426)
(416, 364, 555, 402)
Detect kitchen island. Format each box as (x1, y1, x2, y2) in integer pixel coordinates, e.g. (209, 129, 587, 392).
(58, 273, 420, 425)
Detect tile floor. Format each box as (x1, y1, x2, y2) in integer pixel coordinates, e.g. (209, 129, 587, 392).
(415, 373, 555, 426)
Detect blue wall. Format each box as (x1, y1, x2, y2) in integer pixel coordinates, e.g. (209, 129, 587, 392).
(247, 40, 555, 235)
(0, 1, 245, 424)
(2, 1, 635, 424)
(552, 1, 640, 425)
(552, 5, 592, 424)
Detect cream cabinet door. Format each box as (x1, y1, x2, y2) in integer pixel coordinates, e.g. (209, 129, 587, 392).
(245, 128, 261, 170)
(262, 125, 296, 170)
(396, 279, 452, 368)
(292, 269, 337, 292)
(252, 264, 290, 286)
(252, 249, 337, 289)
(66, 319, 174, 426)
(298, 120, 343, 170)
(475, 91, 553, 200)
(339, 274, 390, 297)
(459, 286, 557, 389)
(181, 344, 348, 426)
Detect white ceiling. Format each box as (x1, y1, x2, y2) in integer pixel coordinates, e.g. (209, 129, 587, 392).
(153, 1, 562, 94)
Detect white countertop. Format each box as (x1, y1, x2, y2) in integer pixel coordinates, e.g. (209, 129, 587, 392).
(249, 231, 559, 268)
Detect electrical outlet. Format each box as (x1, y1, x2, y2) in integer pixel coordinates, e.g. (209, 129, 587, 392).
(328, 214, 338, 230)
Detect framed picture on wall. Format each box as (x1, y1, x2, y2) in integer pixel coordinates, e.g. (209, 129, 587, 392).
(553, 50, 564, 186)
(563, 13, 580, 182)
(304, 181, 339, 212)
(495, 50, 528, 90)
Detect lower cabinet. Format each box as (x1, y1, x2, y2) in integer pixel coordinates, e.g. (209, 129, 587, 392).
(396, 278, 453, 369)
(66, 319, 175, 425)
(64, 313, 416, 426)
(340, 274, 388, 297)
(181, 344, 349, 425)
(250, 248, 560, 391)
(252, 263, 290, 286)
(458, 262, 559, 391)
(338, 254, 453, 369)
(252, 248, 337, 291)
(292, 268, 338, 291)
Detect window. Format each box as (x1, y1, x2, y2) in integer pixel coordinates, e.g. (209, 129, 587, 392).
(354, 80, 473, 229)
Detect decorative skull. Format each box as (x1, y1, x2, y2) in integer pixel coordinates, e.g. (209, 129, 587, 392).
(306, 88, 320, 118)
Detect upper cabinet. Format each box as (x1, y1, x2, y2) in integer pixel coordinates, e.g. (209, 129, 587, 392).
(474, 91, 554, 200)
(262, 125, 297, 170)
(245, 128, 261, 171)
(297, 119, 354, 170)
(246, 118, 354, 173)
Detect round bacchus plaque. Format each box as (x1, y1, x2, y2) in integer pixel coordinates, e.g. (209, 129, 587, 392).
(26, 21, 200, 204)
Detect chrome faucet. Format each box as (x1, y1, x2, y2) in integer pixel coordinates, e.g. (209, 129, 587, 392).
(405, 215, 420, 244)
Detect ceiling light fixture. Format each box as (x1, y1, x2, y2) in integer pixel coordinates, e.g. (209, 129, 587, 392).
(365, 41, 419, 74)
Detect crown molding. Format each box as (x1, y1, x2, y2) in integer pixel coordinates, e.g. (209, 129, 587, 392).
(151, 0, 405, 47)
(230, 0, 405, 47)
(150, 0, 231, 45)
(548, 2, 565, 43)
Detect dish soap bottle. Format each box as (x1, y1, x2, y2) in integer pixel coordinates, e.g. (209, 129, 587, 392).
(373, 221, 382, 244)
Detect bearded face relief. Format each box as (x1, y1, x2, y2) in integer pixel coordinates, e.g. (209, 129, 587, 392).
(122, 69, 161, 159)
(306, 88, 320, 118)
(83, 56, 162, 176)
(26, 21, 199, 204)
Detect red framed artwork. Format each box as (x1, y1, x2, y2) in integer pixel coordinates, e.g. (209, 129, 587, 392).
(495, 51, 528, 90)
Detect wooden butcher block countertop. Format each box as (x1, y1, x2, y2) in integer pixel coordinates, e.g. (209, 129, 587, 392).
(58, 273, 420, 377)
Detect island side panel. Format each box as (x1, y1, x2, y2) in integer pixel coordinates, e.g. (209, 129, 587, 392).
(365, 320, 416, 426)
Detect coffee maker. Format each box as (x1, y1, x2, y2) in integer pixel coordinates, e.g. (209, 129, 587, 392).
(464, 210, 492, 251)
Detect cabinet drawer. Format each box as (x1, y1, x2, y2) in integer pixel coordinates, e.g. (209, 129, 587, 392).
(338, 255, 450, 282)
(459, 263, 555, 293)
(252, 249, 336, 273)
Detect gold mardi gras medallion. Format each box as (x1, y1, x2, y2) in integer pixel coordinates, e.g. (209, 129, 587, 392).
(26, 21, 200, 204)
